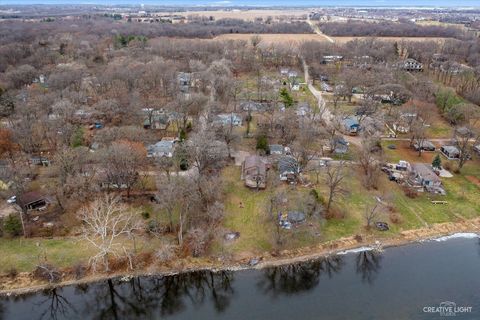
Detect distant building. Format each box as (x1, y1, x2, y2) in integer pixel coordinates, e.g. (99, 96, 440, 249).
(213, 113, 242, 126)
(322, 55, 343, 64)
(177, 72, 192, 93)
(398, 58, 423, 72)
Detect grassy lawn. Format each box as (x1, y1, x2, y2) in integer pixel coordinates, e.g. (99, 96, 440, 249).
(382, 143, 480, 225)
(0, 235, 165, 273)
(0, 238, 94, 273)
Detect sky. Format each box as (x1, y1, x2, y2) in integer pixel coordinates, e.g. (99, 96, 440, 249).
(2, 0, 480, 7)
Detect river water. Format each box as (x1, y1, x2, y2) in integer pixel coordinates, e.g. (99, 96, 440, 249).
(1, 236, 480, 320)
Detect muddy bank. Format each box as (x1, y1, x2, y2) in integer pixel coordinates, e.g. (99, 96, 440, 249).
(2, 218, 480, 296)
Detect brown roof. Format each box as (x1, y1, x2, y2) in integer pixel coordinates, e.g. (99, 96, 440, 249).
(17, 191, 45, 206)
(244, 155, 266, 176)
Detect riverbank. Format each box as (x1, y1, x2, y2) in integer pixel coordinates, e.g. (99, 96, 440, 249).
(2, 217, 480, 296)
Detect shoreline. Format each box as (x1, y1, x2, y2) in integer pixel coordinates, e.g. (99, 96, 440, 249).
(1, 218, 480, 296)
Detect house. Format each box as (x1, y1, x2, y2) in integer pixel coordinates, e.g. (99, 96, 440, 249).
(413, 140, 436, 152)
(321, 82, 333, 92)
(278, 156, 300, 182)
(333, 136, 349, 154)
(240, 101, 270, 112)
(398, 58, 423, 72)
(322, 55, 343, 64)
(290, 78, 300, 91)
(214, 113, 242, 126)
(393, 112, 421, 133)
(147, 140, 175, 158)
(295, 102, 311, 117)
(440, 145, 460, 160)
(17, 192, 48, 212)
(342, 116, 360, 135)
(241, 155, 267, 189)
(177, 72, 192, 92)
(30, 156, 51, 166)
(409, 163, 442, 191)
(143, 113, 170, 130)
(287, 70, 298, 78)
(474, 144, 480, 155)
(269, 144, 284, 155)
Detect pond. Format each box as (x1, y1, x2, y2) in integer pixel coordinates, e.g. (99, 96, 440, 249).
(2, 235, 480, 319)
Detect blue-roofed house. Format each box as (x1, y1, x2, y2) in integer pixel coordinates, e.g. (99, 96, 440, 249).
(342, 116, 360, 135)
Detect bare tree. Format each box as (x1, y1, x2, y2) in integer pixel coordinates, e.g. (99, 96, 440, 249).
(357, 136, 382, 189)
(100, 140, 146, 197)
(324, 161, 348, 213)
(364, 202, 380, 229)
(184, 130, 227, 176)
(79, 195, 142, 272)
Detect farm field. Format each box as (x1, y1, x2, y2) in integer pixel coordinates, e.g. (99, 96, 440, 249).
(214, 33, 450, 44)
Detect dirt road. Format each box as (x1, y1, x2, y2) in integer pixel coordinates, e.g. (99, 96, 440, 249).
(307, 17, 335, 43)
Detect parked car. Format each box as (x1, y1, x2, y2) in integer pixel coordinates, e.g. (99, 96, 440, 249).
(6, 195, 16, 204)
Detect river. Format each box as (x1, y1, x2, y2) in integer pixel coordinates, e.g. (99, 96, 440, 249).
(1, 236, 480, 319)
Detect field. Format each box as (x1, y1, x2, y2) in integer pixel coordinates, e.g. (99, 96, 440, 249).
(214, 33, 449, 45)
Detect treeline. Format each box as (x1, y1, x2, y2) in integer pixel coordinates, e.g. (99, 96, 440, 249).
(0, 17, 311, 46)
(318, 20, 465, 39)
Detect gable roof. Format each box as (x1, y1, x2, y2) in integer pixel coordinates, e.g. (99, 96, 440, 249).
(278, 156, 299, 174)
(412, 163, 440, 183)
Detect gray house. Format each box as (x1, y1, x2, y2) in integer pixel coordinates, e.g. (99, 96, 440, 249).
(143, 113, 170, 130)
(413, 140, 436, 152)
(269, 144, 284, 155)
(147, 140, 175, 158)
(177, 72, 192, 93)
(214, 113, 242, 126)
(410, 163, 441, 188)
(440, 145, 460, 160)
(278, 156, 300, 182)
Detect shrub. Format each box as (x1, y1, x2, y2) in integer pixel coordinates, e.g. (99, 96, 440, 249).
(7, 267, 18, 279)
(256, 135, 269, 154)
(354, 234, 363, 242)
(154, 245, 176, 264)
(403, 187, 418, 199)
(390, 212, 402, 224)
(432, 154, 442, 169)
(73, 263, 87, 280)
(33, 264, 62, 283)
(141, 211, 150, 220)
(3, 214, 22, 237)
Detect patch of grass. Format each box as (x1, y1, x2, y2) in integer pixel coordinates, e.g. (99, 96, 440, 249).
(0, 238, 93, 273)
